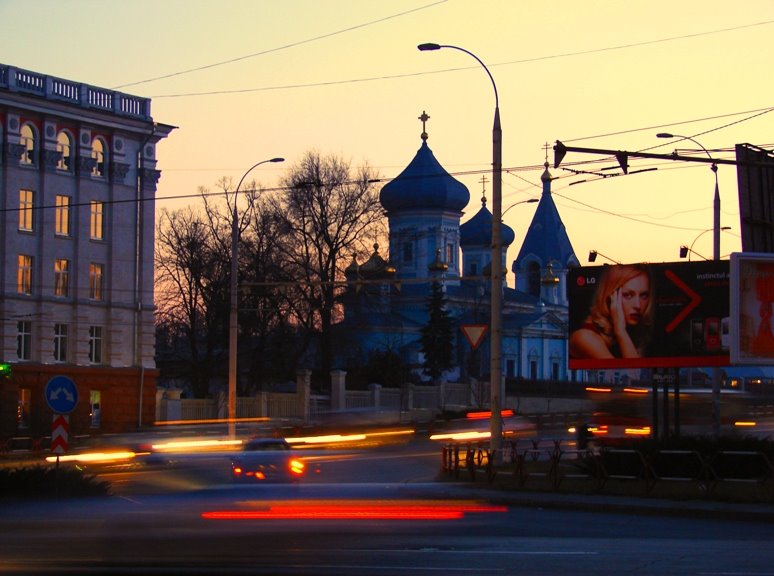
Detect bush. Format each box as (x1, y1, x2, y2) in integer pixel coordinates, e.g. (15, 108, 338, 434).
(0, 465, 111, 499)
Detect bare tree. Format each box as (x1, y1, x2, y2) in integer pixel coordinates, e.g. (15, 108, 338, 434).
(155, 203, 224, 398)
(274, 151, 384, 378)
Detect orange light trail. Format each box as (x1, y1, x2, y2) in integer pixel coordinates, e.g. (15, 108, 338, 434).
(202, 499, 507, 521)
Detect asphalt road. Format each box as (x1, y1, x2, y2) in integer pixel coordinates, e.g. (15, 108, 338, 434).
(2, 438, 774, 575)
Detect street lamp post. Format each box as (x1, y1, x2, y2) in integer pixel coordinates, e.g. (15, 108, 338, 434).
(680, 227, 732, 260)
(229, 157, 284, 437)
(419, 42, 504, 460)
(657, 132, 723, 435)
(588, 250, 621, 265)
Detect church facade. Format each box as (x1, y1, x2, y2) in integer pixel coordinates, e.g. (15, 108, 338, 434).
(336, 115, 582, 387)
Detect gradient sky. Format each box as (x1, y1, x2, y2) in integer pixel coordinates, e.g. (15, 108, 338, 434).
(3, 0, 773, 270)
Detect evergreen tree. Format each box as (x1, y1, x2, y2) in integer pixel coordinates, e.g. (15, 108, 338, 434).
(420, 281, 454, 383)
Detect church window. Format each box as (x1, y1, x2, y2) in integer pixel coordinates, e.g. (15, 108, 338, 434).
(528, 261, 541, 297)
(402, 242, 413, 263)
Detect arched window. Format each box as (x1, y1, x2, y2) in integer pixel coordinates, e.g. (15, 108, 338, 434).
(91, 137, 107, 177)
(527, 261, 541, 297)
(20, 123, 37, 165)
(56, 130, 73, 171)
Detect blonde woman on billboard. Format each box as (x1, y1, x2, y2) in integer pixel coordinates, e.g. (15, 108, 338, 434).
(570, 264, 654, 359)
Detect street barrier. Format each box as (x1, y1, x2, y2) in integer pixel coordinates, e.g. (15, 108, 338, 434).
(441, 439, 774, 501)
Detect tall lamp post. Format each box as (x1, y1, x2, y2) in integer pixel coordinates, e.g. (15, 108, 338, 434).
(657, 132, 723, 435)
(418, 42, 504, 459)
(680, 227, 732, 260)
(229, 157, 284, 437)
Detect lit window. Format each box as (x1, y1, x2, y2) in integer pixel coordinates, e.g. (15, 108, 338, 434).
(55, 195, 70, 236)
(20, 123, 36, 165)
(89, 263, 104, 300)
(91, 137, 106, 177)
(17, 388, 31, 429)
(56, 131, 73, 171)
(446, 243, 455, 266)
(54, 323, 68, 362)
(54, 259, 70, 297)
(90, 390, 102, 428)
(19, 189, 33, 231)
(17, 321, 31, 361)
(88, 326, 103, 364)
(17, 254, 32, 295)
(90, 201, 104, 240)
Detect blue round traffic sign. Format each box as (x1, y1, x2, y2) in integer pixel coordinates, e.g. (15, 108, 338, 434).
(45, 375, 79, 414)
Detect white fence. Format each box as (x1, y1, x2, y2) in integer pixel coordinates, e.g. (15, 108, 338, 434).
(157, 373, 486, 425)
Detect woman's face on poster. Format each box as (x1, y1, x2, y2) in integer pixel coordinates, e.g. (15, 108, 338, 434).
(617, 273, 650, 326)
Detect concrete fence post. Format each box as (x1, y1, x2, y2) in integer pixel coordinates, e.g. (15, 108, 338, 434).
(330, 370, 347, 411)
(297, 369, 312, 423)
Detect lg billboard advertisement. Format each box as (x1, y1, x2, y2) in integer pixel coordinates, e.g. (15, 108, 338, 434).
(730, 252, 774, 366)
(568, 261, 730, 370)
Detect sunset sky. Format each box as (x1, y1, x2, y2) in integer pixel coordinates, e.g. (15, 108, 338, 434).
(3, 0, 773, 270)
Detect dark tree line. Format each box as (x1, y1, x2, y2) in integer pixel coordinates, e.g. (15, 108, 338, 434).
(155, 151, 384, 398)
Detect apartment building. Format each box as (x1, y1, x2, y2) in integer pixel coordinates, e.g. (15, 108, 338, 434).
(0, 64, 174, 438)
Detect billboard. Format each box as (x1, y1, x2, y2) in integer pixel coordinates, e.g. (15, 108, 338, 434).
(736, 144, 774, 253)
(730, 252, 774, 365)
(568, 261, 730, 370)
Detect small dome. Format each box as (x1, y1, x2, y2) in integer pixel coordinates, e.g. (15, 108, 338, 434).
(460, 201, 515, 248)
(380, 141, 469, 213)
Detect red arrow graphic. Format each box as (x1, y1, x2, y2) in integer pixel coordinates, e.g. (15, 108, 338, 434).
(664, 269, 702, 333)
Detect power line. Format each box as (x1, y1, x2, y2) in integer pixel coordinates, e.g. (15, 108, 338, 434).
(147, 19, 774, 99)
(113, 1, 448, 90)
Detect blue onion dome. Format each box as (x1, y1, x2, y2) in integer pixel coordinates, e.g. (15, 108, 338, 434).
(380, 140, 470, 213)
(459, 195, 515, 248)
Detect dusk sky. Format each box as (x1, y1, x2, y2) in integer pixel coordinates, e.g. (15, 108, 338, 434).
(3, 0, 773, 270)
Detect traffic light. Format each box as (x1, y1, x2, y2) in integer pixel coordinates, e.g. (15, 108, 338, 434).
(0, 363, 11, 379)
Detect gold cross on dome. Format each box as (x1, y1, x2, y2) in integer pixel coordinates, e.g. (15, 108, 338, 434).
(419, 111, 430, 141)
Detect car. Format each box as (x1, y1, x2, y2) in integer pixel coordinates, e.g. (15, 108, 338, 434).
(230, 438, 306, 483)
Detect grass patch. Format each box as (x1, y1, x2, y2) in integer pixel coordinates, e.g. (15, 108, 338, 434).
(0, 465, 111, 499)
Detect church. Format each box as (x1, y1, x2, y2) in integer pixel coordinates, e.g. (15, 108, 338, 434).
(336, 113, 582, 387)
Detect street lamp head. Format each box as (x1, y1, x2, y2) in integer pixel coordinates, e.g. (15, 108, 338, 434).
(418, 43, 441, 51)
(656, 132, 675, 139)
(269, 157, 285, 163)
(588, 250, 598, 263)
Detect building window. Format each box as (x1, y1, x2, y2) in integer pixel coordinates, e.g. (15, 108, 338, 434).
(19, 189, 34, 231)
(54, 259, 70, 297)
(446, 243, 455, 267)
(17, 321, 31, 361)
(56, 130, 73, 171)
(90, 201, 104, 240)
(468, 262, 478, 276)
(55, 195, 70, 236)
(17, 254, 32, 295)
(90, 390, 102, 428)
(89, 263, 104, 300)
(20, 123, 37, 165)
(89, 326, 103, 364)
(402, 242, 413, 263)
(528, 261, 541, 297)
(54, 323, 68, 362)
(529, 360, 538, 381)
(506, 359, 515, 378)
(91, 137, 107, 178)
(17, 388, 31, 429)
(552, 362, 560, 381)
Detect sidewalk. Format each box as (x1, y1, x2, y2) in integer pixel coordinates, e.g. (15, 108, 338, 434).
(465, 483, 774, 522)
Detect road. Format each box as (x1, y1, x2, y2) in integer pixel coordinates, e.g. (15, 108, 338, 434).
(2, 437, 774, 575)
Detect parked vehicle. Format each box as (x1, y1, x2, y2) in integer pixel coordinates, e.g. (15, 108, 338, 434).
(230, 438, 306, 483)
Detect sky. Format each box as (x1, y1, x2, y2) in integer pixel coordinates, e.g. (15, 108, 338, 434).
(2, 0, 773, 271)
